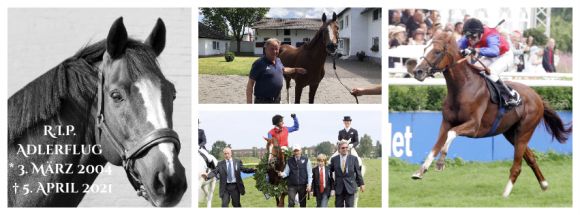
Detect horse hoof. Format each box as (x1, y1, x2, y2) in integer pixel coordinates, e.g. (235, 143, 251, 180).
(411, 172, 423, 180)
(540, 181, 549, 191)
(435, 162, 445, 171)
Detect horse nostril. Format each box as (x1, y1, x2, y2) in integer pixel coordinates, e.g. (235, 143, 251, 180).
(415, 69, 424, 76)
(155, 172, 168, 195)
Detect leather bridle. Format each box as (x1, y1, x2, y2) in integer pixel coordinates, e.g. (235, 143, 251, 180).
(420, 41, 455, 75)
(95, 68, 181, 202)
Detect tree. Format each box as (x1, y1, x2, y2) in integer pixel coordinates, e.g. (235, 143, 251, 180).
(210, 140, 227, 160)
(358, 134, 373, 158)
(252, 146, 258, 158)
(200, 8, 269, 53)
(375, 141, 382, 158)
(523, 28, 548, 47)
(551, 8, 572, 53)
(315, 141, 334, 157)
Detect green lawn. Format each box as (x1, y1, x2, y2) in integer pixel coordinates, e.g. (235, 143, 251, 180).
(389, 157, 572, 207)
(199, 158, 382, 207)
(199, 56, 259, 76)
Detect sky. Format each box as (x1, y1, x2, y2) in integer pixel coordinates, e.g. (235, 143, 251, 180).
(199, 8, 345, 22)
(199, 111, 382, 150)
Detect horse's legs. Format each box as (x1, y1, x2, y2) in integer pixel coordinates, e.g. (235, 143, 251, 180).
(285, 77, 291, 104)
(413, 121, 450, 179)
(503, 131, 533, 198)
(294, 86, 303, 104)
(436, 118, 484, 171)
(308, 83, 320, 104)
(207, 179, 216, 208)
(504, 130, 548, 191)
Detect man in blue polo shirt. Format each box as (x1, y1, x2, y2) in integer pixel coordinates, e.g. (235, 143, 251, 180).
(246, 38, 307, 104)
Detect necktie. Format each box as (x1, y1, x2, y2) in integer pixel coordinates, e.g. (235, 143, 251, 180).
(319, 167, 324, 193)
(227, 160, 234, 182)
(341, 157, 346, 173)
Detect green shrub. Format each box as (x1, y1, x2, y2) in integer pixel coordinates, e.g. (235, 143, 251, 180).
(389, 85, 572, 111)
(224, 51, 235, 62)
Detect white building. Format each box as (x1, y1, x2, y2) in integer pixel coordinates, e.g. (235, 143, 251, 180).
(198, 22, 230, 56)
(337, 8, 382, 64)
(251, 18, 321, 55)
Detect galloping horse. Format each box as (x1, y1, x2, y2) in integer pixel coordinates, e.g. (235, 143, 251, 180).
(198, 152, 217, 208)
(279, 12, 339, 104)
(264, 137, 287, 207)
(331, 139, 366, 207)
(8, 17, 187, 207)
(409, 32, 572, 197)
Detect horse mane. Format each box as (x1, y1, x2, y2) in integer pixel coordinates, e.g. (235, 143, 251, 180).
(302, 26, 326, 50)
(8, 38, 163, 144)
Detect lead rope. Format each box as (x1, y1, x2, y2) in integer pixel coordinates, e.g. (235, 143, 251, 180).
(332, 56, 359, 104)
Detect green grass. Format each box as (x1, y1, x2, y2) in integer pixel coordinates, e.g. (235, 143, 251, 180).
(199, 159, 382, 207)
(199, 56, 259, 76)
(389, 157, 572, 207)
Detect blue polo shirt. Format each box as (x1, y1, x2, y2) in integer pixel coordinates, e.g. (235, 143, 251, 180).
(249, 56, 284, 98)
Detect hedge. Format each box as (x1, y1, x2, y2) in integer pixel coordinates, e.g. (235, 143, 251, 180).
(389, 85, 572, 111)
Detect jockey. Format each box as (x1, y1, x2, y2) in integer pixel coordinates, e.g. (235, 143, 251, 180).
(198, 121, 217, 169)
(268, 114, 299, 159)
(458, 18, 521, 106)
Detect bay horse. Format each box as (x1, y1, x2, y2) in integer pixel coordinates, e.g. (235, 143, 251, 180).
(279, 12, 339, 104)
(264, 137, 287, 207)
(408, 32, 572, 197)
(8, 17, 187, 207)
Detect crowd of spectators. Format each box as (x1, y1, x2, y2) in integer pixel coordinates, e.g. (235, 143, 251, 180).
(388, 9, 562, 73)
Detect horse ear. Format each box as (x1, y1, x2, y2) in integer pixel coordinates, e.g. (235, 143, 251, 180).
(106, 17, 128, 59)
(322, 13, 327, 22)
(145, 18, 166, 56)
(332, 12, 337, 22)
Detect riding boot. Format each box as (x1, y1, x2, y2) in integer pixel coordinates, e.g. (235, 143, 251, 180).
(496, 79, 521, 106)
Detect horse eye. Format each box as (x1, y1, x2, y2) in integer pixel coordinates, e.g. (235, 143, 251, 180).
(110, 90, 123, 102)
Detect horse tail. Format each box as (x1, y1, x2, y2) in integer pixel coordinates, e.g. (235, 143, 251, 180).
(542, 101, 572, 143)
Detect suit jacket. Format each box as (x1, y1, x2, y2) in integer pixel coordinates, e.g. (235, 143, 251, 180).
(311, 165, 333, 197)
(329, 155, 364, 195)
(338, 128, 359, 148)
(207, 158, 255, 198)
(542, 47, 556, 73)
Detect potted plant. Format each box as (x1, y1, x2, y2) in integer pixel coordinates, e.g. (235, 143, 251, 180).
(225, 51, 235, 62)
(356, 51, 366, 62)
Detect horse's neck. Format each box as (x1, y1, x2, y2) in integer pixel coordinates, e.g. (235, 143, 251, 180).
(444, 61, 482, 98)
(304, 30, 327, 62)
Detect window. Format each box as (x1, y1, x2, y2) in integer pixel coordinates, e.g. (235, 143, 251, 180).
(371, 37, 379, 52)
(373, 9, 381, 21)
(339, 19, 344, 30)
(338, 39, 344, 49)
(212, 41, 220, 50)
(346, 15, 349, 27)
(284, 29, 291, 35)
(284, 38, 291, 42)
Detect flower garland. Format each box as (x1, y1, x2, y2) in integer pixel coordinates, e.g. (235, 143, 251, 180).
(253, 150, 292, 199)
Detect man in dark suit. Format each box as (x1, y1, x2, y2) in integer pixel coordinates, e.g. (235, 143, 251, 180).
(329, 141, 365, 207)
(311, 154, 333, 207)
(542, 38, 557, 73)
(202, 147, 255, 207)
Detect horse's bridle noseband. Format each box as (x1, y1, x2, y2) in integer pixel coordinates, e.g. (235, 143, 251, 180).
(95, 68, 181, 203)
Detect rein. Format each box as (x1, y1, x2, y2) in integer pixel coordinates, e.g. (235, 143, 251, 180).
(332, 55, 359, 104)
(95, 67, 181, 203)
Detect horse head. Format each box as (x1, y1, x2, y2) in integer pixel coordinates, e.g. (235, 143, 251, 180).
(412, 31, 460, 81)
(264, 137, 284, 171)
(321, 12, 339, 54)
(95, 17, 186, 207)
